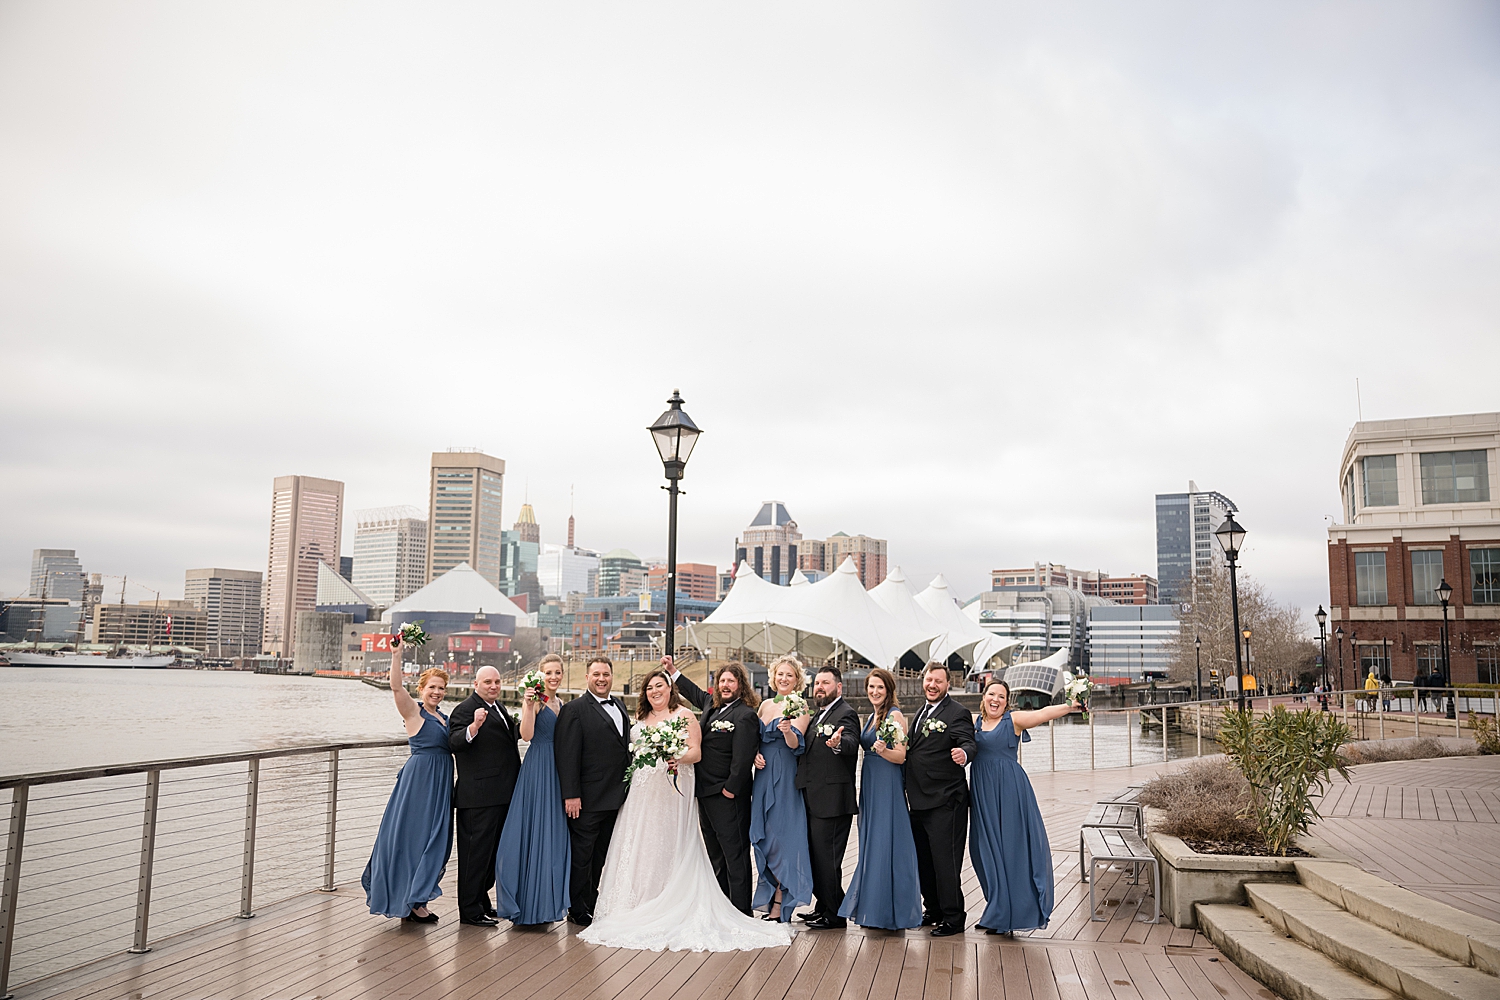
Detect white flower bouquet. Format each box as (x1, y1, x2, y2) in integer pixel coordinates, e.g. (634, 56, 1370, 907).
(626, 715, 691, 791)
(521, 668, 548, 703)
(396, 622, 430, 647)
(775, 692, 809, 719)
(920, 718, 948, 738)
(876, 716, 906, 746)
(709, 719, 736, 733)
(1063, 673, 1094, 705)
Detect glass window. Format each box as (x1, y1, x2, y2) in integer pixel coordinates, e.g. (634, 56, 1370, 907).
(1478, 648, 1499, 686)
(1345, 470, 1357, 522)
(1355, 551, 1388, 606)
(1362, 455, 1399, 506)
(1472, 548, 1500, 605)
(1415, 645, 1443, 678)
(1419, 450, 1491, 504)
(1359, 645, 1390, 679)
(1410, 550, 1445, 605)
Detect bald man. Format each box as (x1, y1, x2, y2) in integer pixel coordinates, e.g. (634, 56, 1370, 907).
(448, 666, 521, 925)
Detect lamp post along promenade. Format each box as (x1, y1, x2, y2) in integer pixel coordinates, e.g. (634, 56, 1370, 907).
(648, 389, 702, 661)
(1438, 578, 1455, 719)
(1214, 512, 1248, 714)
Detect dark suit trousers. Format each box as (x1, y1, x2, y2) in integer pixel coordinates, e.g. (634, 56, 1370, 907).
(910, 800, 968, 927)
(456, 804, 507, 919)
(806, 811, 854, 921)
(567, 808, 618, 919)
(698, 793, 753, 914)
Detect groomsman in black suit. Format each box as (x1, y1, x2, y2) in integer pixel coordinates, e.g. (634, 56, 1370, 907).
(795, 664, 861, 929)
(905, 661, 977, 937)
(554, 655, 631, 927)
(447, 665, 522, 926)
(665, 657, 761, 914)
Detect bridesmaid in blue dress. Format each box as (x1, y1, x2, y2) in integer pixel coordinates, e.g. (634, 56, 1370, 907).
(838, 667, 922, 930)
(362, 639, 453, 922)
(494, 653, 571, 925)
(969, 679, 1078, 936)
(750, 656, 814, 921)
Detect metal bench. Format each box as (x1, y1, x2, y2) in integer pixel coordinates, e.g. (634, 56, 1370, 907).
(1082, 826, 1159, 924)
(1078, 800, 1142, 881)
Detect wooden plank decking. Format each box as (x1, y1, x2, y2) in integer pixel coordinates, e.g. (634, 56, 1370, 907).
(10, 760, 1279, 1000)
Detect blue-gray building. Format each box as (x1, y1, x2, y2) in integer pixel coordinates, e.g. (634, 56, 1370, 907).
(1155, 482, 1236, 606)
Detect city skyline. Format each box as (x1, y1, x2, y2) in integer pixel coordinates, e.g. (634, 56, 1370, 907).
(4, 6, 1499, 619)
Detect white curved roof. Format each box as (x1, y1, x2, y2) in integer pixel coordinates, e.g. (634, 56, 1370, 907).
(380, 562, 528, 622)
(869, 566, 945, 662)
(914, 574, 999, 664)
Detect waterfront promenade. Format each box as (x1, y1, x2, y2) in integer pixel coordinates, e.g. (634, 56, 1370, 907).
(9, 760, 1274, 1000)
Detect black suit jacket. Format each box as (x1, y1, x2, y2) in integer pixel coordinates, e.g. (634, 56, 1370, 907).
(554, 692, 632, 813)
(903, 696, 977, 811)
(446, 694, 522, 810)
(795, 697, 860, 819)
(675, 672, 759, 799)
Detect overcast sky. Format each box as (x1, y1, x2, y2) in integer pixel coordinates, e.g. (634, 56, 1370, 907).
(3, 2, 1498, 620)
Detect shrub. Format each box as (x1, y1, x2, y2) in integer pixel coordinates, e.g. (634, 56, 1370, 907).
(1471, 713, 1500, 755)
(1341, 737, 1478, 764)
(1218, 706, 1351, 856)
(1139, 757, 1258, 844)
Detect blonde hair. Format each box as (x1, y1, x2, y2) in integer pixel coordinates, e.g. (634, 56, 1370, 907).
(537, 653, 564, 669)
(770, 655, 807, 694)
(417, 667, 450, 689)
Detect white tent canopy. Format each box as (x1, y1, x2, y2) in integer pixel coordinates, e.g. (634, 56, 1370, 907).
(869, 566, 946, 663)
(380, 562, 529, 622)
(676, 558, 937, 669)
(915, 574, 1018, 668)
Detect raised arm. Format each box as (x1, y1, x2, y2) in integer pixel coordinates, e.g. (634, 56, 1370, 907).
(389, 643, 421, 730)
(672, 670, 713, 712)
(1010, 701, 1078, 732)
(519, 686, 540, 742)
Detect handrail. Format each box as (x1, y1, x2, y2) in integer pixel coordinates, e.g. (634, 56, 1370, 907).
(0, 738, 407, 790)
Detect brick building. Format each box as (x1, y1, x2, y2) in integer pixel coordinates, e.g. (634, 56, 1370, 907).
(1327, 412, 1500, 686)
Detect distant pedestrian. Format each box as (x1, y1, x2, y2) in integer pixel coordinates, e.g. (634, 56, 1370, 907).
(362, 639, 452, 923)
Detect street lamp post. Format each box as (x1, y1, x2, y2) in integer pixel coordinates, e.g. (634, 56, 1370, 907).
(1315, 605, 1329, 711)
(1194, 634, 1202, 702)
(1242, 628, 1253, 703)
(1334, 625, 1345, 694)
(1438, 578, 1455, 720)
(1214, 512, 1248, 713)
(648, 390, 703, 663)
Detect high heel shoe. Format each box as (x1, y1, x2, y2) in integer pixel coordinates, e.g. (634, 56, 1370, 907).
(404, 910, 439, 924)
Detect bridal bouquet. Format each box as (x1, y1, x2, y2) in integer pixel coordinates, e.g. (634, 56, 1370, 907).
(396, 622, 430, 647)
(520, 668, 548, 703)
(1062, 673, 1093, 705)
(775, 692, 809, 719)
(626, 715, 691, 792)
(875, 716, 907, 747)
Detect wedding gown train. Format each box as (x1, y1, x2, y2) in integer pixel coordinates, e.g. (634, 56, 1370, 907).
(579, 724, 794, 952)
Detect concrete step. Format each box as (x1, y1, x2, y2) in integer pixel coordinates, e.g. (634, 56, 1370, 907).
(1294, 860, 1500, 977)
(1246, 882, 1499, 1000)
(1196, 902, 1399, 1000)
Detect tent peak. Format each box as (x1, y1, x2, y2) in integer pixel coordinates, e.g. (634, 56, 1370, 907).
(926, 573, 950, 591)
(835, 556, 859, 575)
(885, 565, 907, 584)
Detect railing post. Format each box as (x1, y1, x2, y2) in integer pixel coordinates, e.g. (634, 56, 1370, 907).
(1196, 703, 1202, 757)
(1413, 691, 1420, 739)
(321, 750, 338, 892)
(1342, 690, 1348, 729)
(1378, 695, 1384, 740)
(128, 771, 161, 953)
(0, 785, 29, 1000)
(239, 759, 259, 918)
(1089, 709, 1095, 769)
(1127, 709, 1133, 767)
(1049, 718, 1055, 772)
(1454, 688, 1461, 737)
(1163, 706, 1169, 762)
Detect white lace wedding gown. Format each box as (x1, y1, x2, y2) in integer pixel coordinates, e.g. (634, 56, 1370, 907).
(578, 720, 794, 952)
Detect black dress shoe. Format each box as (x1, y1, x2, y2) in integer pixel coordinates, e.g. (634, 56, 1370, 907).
(804, 916, 846, 930)
(460, 915, 499, 926)
(567, 911, 593, 927)
(403, 910, 439, 924)
(920, 913, 940, 927)
(985, 929, 1014, 937)
(484, 908, 498, 919)
(794, 910, 823, 923)
(931, 922, 963, 937)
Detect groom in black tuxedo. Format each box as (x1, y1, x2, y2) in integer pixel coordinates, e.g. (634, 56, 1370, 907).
(554, 655, 631, 927)
(795, 664, 860, 929)
(905, 661, 977, 937)
(447, 665, 522, 926)
(665, 656, 761, 914)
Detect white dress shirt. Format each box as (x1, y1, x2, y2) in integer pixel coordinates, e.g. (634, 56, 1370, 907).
(594, 692, 625, 736)
(465, 699, 507, 741)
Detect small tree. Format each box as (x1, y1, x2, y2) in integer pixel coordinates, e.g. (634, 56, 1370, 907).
(1218, 706, 1351, 855)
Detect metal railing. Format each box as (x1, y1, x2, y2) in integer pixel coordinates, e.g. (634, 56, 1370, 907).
(0, 739, 407, 998)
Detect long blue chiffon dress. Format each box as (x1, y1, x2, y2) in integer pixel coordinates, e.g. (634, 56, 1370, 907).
(362, 707, 453, 918)
(969, 713, 1054, 933)
(837, 713, 922, 929)
(494, 704, 571, 924)
(750, 715, 814, 921)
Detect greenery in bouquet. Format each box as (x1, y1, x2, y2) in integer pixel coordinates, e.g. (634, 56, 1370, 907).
(521, 668, 548, 703)
(397, 622, 430, 647)
(775, 692, 809, 719)
(875, 715, 907, 747)
(626, 715, 691, 791)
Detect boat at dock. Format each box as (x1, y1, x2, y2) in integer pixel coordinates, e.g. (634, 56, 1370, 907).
(2, 650, 175, 668)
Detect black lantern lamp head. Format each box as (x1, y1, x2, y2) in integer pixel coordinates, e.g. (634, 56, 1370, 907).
(648, 389, 702, 481)
(1436, 579, 1453, 605)
(1334, 625, 1344, 639)
(1194, 635, 1201, 649)
(1315, 605, 1328, 630)
(1214, 513, 1247, 558)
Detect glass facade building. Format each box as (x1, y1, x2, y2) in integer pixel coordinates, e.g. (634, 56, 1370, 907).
(1154, 483, 1237, 606)
(426, 451, 506, 588)
(263, 475, 343, 656)
(351, 505, 428, 605)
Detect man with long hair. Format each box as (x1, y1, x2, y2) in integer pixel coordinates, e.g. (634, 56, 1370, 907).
(665, 655, 762, 914)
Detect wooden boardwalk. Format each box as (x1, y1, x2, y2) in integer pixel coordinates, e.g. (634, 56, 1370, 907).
(10, 760, 1277, 1000)
(1311, 754, 1500, 923)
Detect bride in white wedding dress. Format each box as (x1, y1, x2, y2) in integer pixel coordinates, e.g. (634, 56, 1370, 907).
(579, 669, 793, 952)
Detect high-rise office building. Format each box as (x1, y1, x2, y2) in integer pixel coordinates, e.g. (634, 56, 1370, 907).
(1155, 482, 1236, 606)
(539, 543, 600, 599)
(30, 549, 85, 601)
(597, 549, 645, 597)
(184, 568, 264, 657)
(426, 450, 505, 587)
(264, 475, 344, 655)
(734, 502, 801, 586)
(351, 505, 428, 605)
(515, 503, 540, 544)
(799, 532, 888, 589)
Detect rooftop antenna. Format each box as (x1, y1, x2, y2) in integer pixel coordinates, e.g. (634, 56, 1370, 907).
(568, 485, 576, 548)
(1356, 378, 1363, 421)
